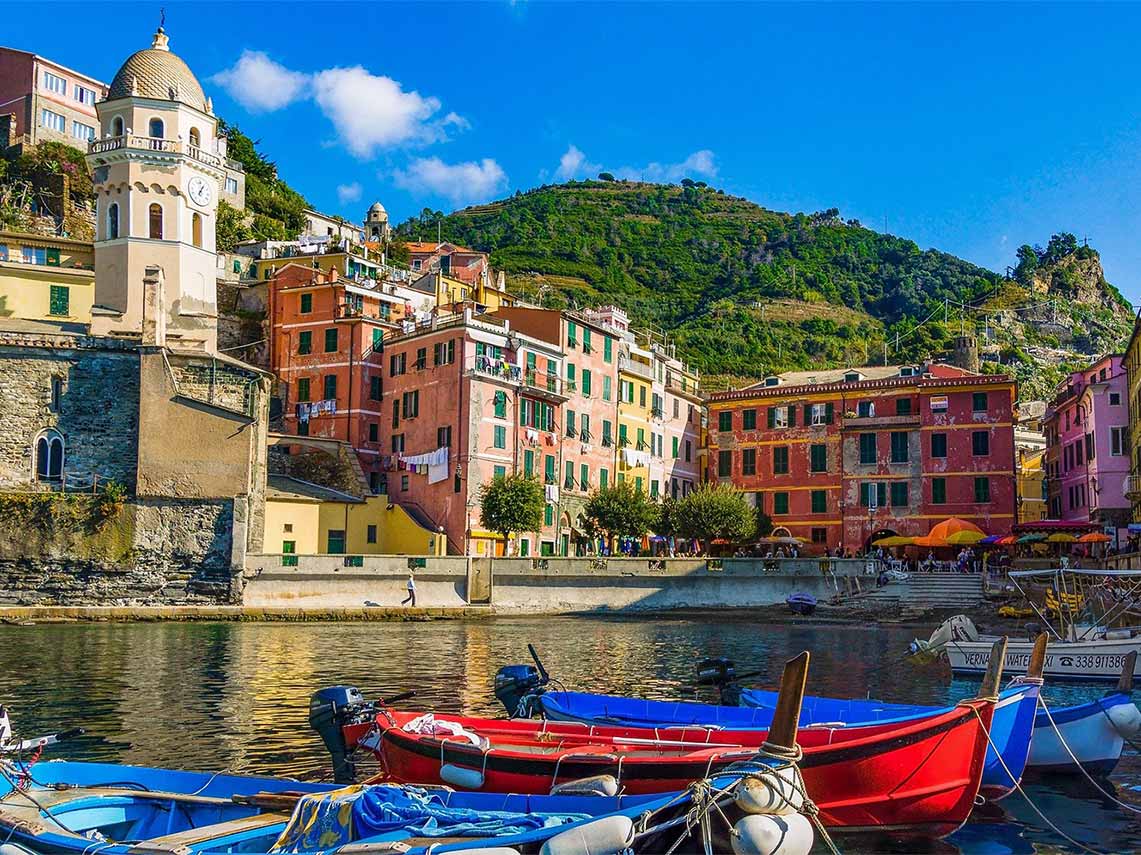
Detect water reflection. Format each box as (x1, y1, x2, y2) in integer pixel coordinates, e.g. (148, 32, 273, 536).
(0, 617, 1137, 853)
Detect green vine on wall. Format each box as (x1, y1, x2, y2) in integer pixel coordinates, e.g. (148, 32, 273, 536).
(0, 482, 126, 534)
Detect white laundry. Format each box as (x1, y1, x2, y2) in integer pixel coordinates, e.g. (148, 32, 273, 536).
(401, 713, 486, 748)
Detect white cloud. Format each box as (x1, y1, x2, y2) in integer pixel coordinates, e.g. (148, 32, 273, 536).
(392, 157, 507, 204)
(615, 149, 718, 183)
(337, 182, 362, 205)
(555, 144, 602, 181)
(312, 66, 464, 159)
(208, 50, 309, 113)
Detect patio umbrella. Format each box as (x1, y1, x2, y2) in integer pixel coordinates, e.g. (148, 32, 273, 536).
(978, 534, 1003, 545)
(927, 517, 986, 545)
(1017, 533, 1047, 544)
(912, 534, 945, 548)
(996, 535, 1018, 546)
(873, 535, 914, 547)
(1046, 533, 1077, 543)
(1077, 532, 1112, 543)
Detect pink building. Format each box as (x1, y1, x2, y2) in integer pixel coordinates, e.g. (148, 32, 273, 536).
(1044, 355, 1130, 534)
(0, 47, 106, 150)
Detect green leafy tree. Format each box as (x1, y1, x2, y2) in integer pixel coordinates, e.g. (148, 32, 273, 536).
(673, 485, 756, 549)
(582, 482, 658, 546)
(479, 475, 544, 554)
(215, 199, 250, 252)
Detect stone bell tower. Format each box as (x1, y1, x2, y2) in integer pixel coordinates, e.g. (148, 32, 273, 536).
(86, 25, 223, 352)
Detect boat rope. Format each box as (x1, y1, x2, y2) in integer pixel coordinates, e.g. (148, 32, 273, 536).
(754, 744, 840, 855)
(964, 705, 1106, 855)
(0, 761, 78, 836)
(1037, 696, 1141, 815)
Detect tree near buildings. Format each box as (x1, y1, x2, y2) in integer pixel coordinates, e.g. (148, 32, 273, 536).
(479, 475, 544, 555)
(583, 482, 658, 546)
(673, 484, 756, 549)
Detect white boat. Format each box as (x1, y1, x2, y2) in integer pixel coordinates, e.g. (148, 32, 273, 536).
(915, 568, 1141, 681)
(1027, 686, 1141, 774)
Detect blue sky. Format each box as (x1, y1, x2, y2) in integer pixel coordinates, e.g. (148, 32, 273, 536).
(13, 3, 1141, 300)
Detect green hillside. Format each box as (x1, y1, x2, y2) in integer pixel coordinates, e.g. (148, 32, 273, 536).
(396, 180, 1132, 391)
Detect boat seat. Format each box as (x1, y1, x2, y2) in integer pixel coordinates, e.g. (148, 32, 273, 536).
(127, 811, 290, 854)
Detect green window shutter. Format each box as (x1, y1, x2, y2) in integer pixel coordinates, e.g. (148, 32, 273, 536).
(811, 490, 826, 513)
(774, 492, 789, 514)
(825, 402, 834, 424)
(48, 285, 69, 316)
(787, 406, 796, 428)
(604, 337, 613, 362)
(524, 450, 534, 477)
(545, 455, 556, 482)
(544, 505, 554, 526)
(933, 477, 946, 504)
(767, 408, 776, 429)
(324, 328, 338, 352)
(859, 482, 869, 507)
(582, 370, 591, 397)
(494, 391, 506, 419)
(298, 331, 312, 354)
(672, 436, 679, 458)
(876, 482, 887, 508)
(494, 465, 507, 479)
(719, 411, 732, 432)
(46, 247, 60, 266)
(600, 468, 608, 489)
(323, 374, 336, 399)
(300, 293, 313, 313)
(297, 378, 310, 402)
(803, 404, 812, 424)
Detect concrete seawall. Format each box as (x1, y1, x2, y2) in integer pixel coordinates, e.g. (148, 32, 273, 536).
(241, 554, 865, 613)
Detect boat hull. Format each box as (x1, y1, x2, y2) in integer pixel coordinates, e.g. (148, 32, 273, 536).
(350, 701, 994, 838)
(947, 636, 1141, 681)
(1026, 692, 1132, 775)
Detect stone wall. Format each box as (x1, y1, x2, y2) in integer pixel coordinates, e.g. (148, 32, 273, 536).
(0, 333, 140, 491)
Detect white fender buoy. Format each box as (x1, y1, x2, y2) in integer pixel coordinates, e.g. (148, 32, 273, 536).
(734, 768, 804, 816)
(1106, 702, 1141, 739)
(539, 815, 634, 855)
(439, 763, 485, 790)
(550, 774, 619, 797)
(731, 813, 814, 855)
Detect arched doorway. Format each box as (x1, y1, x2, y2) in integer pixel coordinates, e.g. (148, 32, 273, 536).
(865, 528, 896, 553)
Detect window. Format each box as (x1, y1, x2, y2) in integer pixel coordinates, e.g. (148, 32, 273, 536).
(895, 398, 912, 416)
(327, 530, 346, 554)
(743, 409, 757, 430)
(774, 492, 789, 514)
(148, 203, 163, 239)
(890, 482, 909, 507)
(367, 525, 377, 544)
(493, 391, 507, 419)
(859, 433, 876, 464)
(931, 432, 947, 458)
(40, 109, 65, 133)
(604, 337, 613, 363)
(21, 246, 45, 265)
(890, 431, 909, 463)
(974, 476, 991, 503)
(718, 450, 732, 477)
(857, 401, 874, 418)
(718, 411, 732, 432)
(71, 121, 94, 141)
(811, 528, 827, 544)
(810, 443, 827, 472)
(932, 477, 946, 504)
(672, 436, 679, 458)
(324, 328, 338, 352)
(773, 446, 789, 474)
(35, 430, 63, 482)
(859, 481, 887, 508)
(42, 71, 67, 94)
(523, 450, 534, 478)
(390, 353, 406, 376)
(282, 541, 298, 566)
(400, 474, 409, 491)
(809, 403, 833, 425)
(191, 213, 202, 248)
(412, 347, 426, 370)
(433, 339, 455, 365)
(1110, 392, 1122, 406)
(402, 390, 419, 418)
(49, 376, 62, 412)
(298, 331, 312, 354)
(323, 374, 337, 400)
(566, 363, 576, 389)
(769, 406, 791, 429)
(581, 463, 590, 490)
(1086, 433, 1094, 461)
(1112, 426, 1127, 456)
(972, 431, 989, 456)
(225, 177, 239, 194)
(566, 321, 577, 348)
(437, 426, 452, 448)
(972, 392, 988, 413)
(392, 434, 405, 453)
(494, 425, 506, 449)
(111, 116, 124, 136)
(600, 468, 609, 489)
(603, 375, 612, 401)
(685, 440, 692, 462)
(296, 378, 310, 402)
(494, 465, 507, 479)
(188, 127, 201, 148)
(582, 328, 592, 353)
(75, 84, 96, 105)
(602, 420, 613, 446)
(544, 505, 554, 527)
(582, 369, 592, 397)
(368, 422, 379, 443)
(566, 409, 576, 437)
(148, 117, 164, 138)
(107, 202, 119, 240)
(48, 285, 69, 317)
(639, 385, 647, 408)
(369, 376, 381, 401)
(811, 490, 827, 513)
(742, 448, 757, 475)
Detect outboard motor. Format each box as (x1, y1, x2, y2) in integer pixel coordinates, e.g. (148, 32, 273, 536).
(494, 664, 545, 717)
(697, 657, 741, 705)
(309, 686, 368, 784)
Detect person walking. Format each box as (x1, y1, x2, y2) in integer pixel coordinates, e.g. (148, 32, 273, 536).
(401, 571, 417, 607)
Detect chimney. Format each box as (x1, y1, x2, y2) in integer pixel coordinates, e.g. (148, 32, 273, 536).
(141, 265, 166, 347)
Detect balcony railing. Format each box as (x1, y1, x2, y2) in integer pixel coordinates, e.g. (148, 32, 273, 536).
(1126, 475, 1141, 500)
(618, 354, 653, 381)
(523, 370, 565, 397)
(89, 135, 224, 167)
(468, 356, 521, 383)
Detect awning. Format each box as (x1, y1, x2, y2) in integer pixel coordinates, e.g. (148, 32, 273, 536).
(1017, 534, 1047, 544)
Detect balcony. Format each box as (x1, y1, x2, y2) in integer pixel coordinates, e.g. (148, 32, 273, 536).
(467, 355, 522, 384)
(1126, 475, 1141, 501)
(523, 370, 568, 402)
(841, 413, 921, 430)
(618, 354, 653, 381)
(89, 135, 223, 168)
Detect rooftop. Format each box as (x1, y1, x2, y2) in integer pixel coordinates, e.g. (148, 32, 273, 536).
(105, 28, 208, 113)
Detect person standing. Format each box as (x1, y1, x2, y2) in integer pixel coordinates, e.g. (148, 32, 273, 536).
(401, 571, 416, 607)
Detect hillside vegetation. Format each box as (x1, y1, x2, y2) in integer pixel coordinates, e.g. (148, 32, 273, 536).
(397, 180, 1133, 395)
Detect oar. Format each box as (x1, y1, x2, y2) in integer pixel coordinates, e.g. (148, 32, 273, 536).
(1117, 651, 1136, 694)
(1026, 633, 1049, 681)
(763, 651, 810, 756)
(978, 637, 1008, 701)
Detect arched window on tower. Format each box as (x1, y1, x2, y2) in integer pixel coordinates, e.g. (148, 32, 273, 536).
(148, 117, 164, 139)
(111, 116, 124, 137)
(108, 202, 119, 240)
(35, 429, 64, 483)
(189, 127, 200, 148)
(192, 212, 203, 248)
(149, 203, 163, 239)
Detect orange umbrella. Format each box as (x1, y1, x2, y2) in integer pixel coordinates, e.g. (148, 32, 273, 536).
(926, 517, 986, 545)
(996, 535, 1018, 546)
(1077, 532, 1112, 543)
(912, 534, 946, 548)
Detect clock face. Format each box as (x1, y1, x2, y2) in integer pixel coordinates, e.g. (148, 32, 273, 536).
(187, 176, 213, 207)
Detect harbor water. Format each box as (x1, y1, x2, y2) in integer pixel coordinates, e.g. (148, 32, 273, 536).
(0, 615, 1137, 853)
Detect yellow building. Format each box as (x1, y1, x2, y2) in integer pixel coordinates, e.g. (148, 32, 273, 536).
(264, 475, 444, 556)
(245, 248, 385, 283)
(1016, 445, 1047, 523)
(413, 270, 516, 313)
(617, 344, 654, 492)
(1124, 312, 1141, 521)
(0, 231, 94, 327)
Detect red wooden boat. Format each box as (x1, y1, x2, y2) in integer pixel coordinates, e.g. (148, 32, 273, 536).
(346, 695, 996, 838)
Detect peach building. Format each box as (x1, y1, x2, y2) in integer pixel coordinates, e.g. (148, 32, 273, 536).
(0, 46, 106, 150)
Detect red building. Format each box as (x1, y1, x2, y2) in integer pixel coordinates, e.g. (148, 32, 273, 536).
(706, 362, 1017, 552)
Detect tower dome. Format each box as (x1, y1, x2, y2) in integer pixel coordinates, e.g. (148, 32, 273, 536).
(106, 27, 208, 112)
(367, 201, 387, 218)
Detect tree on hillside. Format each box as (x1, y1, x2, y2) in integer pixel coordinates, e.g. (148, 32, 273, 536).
(479, 475, 544, 555)
(582, 482, 658, 547)
(672, 485, 755, 550)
